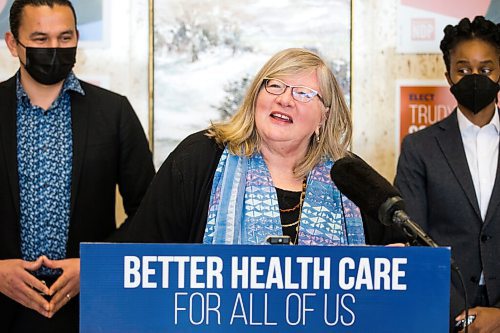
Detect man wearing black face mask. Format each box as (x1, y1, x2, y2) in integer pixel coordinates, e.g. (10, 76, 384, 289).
(0, 1, 155, 332)
(395, 16, 500, 333)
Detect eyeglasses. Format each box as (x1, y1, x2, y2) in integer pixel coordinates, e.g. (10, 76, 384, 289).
(263, 78, 325, 104)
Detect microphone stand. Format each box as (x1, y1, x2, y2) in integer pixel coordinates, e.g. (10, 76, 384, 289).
(383, 199, 471, 333)
(392, 210, 439, 247)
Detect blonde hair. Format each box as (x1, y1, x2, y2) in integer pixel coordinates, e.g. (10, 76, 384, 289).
(207, 48, 352, 178)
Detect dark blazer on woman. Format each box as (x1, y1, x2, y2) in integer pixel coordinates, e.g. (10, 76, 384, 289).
(395, 109, 500, 325)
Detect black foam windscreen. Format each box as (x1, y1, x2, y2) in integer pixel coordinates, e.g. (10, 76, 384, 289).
(330, 155, 401, 221)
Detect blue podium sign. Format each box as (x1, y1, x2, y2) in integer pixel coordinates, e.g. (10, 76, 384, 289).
(80, 244, 450, 332)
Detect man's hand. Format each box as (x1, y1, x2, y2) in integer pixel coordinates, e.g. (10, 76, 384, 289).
(0, 257, 50, 317)
(457, 307, 500, 332)
(42, 257, 80, 318)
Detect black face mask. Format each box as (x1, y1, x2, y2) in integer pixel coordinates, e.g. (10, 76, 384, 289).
(450, 74, 500, 114)
(17, 40, 76, 85)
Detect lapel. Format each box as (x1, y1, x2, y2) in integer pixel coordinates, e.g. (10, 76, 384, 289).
(484, 109, 500, 226)
(0, 76, 21, 217)
(69, 84, 90, 217)
(435, 109, 482, 221)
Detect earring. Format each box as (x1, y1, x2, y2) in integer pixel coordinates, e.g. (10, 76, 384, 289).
(315, 127, 320, 143)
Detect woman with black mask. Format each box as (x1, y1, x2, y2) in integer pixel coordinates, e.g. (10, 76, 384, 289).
(395, 16, 500, 333)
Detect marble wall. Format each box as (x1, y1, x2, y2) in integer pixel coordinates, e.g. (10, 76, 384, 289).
(351, 0, 447, 180)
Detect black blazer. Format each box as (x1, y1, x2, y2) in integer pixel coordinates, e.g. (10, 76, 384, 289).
(0, 74, 155, 330)
(0, 75, 155, 259)
(395, 110, 500, 323)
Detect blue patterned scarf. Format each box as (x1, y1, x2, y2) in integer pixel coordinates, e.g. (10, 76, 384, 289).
(204, 148, 365, 245)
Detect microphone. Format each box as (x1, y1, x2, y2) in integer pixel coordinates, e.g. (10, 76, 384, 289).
(330, 156, 473, 330)
(330, 156, 474, 330)
(330, 155, 438, 247)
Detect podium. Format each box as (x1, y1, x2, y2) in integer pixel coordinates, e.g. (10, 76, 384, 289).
(80, 243, 450, 332)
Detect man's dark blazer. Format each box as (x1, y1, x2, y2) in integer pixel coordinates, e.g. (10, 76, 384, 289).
(0, 74, 155, 331)
(395, 109, 500, 325)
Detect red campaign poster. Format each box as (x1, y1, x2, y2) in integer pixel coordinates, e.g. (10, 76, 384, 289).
(397, 83, 456, 147)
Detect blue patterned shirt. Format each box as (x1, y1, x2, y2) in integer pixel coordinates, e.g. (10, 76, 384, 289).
(16, 71, 84, 276)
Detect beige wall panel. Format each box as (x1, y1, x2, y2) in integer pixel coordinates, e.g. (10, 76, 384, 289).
(351, 0, 447, 181)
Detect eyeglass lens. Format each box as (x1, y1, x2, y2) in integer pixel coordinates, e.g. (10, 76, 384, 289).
(265, 79, 318, 103)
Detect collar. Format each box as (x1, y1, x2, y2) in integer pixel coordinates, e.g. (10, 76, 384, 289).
(15, 70, 85, 102)
(457, 106, 499, 135)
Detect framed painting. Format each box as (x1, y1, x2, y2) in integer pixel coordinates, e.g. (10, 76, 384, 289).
(0, 0, 10, 37)
(151, 0, 352, 167)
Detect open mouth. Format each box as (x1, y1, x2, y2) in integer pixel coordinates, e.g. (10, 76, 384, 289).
(270, 112, 293, 123)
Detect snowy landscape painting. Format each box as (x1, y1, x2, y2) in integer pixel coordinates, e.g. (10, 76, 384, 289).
(153, 0, 351, 168)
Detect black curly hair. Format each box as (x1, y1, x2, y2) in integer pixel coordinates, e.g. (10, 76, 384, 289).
(440, 16, 500, 72)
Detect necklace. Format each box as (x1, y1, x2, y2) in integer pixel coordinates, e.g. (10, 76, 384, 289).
(279, 201, 301, 213)
(281, 219, 300, 228)
(293, 177, 307, 244)
(277, 177, 307, 244)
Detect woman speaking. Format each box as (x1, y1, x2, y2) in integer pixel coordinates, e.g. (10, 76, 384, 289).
(119, 48, 386, 245)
